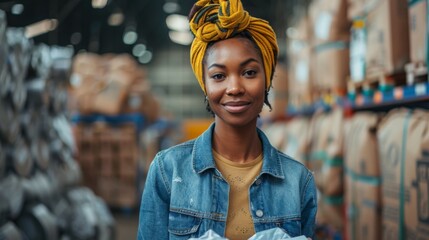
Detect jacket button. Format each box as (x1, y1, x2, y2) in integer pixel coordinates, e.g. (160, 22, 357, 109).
(256, 210, 264, 217)
(255, 179, 262, 185)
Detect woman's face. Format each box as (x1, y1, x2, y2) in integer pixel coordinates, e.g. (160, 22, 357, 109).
(203, 37, 266, 128)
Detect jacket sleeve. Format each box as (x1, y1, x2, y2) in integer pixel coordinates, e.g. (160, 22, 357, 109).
(137, 152, 171, 240)
(301, 170, 318, 238)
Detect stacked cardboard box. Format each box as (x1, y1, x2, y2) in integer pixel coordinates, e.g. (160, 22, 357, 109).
(69, 53, 160, 124)
(286, 14, 313, 110)
(405, 0, 428, 85)
(308, 0, 351, 96)
(348, 0, 410, 84)
(74, 122, 141, 209)
(408, 0, 427, 65)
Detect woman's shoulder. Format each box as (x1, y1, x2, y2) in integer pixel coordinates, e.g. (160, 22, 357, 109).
(275, 150, 312, 174)
(157, 139, 196, 158)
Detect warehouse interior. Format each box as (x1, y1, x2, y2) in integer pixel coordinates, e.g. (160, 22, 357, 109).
(0, 0, 429, 239)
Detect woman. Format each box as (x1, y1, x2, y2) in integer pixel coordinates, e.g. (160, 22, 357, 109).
(137, 0, 317, 239)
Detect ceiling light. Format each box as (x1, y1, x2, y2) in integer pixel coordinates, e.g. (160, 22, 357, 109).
(132, 44, 146, 57)
(168, 31, 193, 45)
(138, 51, 152, 64)
(11, 4, 24, 15)
(123, 31, 137, 45)
(108, 11, 124, 26)
(92, 0, 108, 9)
(163, 2, 180, 14)
(166, 14, 189, 32)
(25, 19, 58, 38)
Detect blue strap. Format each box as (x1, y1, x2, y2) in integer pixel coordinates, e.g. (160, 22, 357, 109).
(345, 167, 381, 186)
(408, 0, 424, 7)
(399, 110, 413, 240)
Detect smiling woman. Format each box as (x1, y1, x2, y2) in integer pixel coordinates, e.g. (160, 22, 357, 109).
(137, 0, 317, 239)
(203, 36, 266, 128)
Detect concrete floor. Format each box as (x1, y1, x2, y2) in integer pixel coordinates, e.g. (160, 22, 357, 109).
(113, 210, 140, 240)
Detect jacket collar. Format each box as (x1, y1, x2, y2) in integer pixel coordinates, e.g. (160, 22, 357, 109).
(192, 123, 285, 179)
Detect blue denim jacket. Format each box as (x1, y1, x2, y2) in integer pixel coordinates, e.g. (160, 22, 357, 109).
(137, 123, 317, 239)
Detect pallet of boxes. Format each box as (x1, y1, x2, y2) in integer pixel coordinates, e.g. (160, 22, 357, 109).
(346, 0, 410, 103)
(69, 53, 160, 210)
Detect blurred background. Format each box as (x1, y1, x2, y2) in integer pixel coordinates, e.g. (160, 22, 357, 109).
(0, 0, 429, 239)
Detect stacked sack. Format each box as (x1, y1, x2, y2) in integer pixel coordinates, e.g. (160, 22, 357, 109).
(306, 107, 345, 236)
(377, 109, 429, 239)
(344, 112, 383, 240)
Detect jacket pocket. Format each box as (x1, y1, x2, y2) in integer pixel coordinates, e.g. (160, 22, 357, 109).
(168, 211, 202, 237)
(275, 220, 302, 237)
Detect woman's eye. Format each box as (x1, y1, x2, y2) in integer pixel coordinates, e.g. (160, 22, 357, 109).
(211, 73, 224, 80)
(244, 70, 257, 77)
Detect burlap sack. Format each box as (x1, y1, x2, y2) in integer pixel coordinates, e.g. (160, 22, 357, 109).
(377, 108, 429, 240)
(344, 112, 382, 240)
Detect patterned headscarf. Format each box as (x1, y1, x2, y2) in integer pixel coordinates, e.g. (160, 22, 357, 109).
(189, 0, 279, 94)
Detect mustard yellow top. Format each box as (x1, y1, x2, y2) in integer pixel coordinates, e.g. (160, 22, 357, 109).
(189, 0, 279, 94)
(213, 149, 263, 240)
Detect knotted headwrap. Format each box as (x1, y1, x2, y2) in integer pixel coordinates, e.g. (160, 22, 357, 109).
(189, 0, 279, 94)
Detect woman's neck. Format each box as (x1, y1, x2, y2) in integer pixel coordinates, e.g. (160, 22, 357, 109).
(212, 121, 262, 163)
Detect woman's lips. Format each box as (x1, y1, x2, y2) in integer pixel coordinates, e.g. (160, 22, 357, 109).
(223, 101, 251, 113)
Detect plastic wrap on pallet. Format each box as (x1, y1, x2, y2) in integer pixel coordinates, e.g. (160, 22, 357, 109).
(0, 99, 20, 144)
(6, 28, 32, 84)
(0, 222, 24, 240)
(22, 171, 55, 204)
(66, 187, 115, 240)
(28, 44, 52, 80)
(25, 78, 49, 109)
(48, 46, 73, 82)
(49, 153, 81, 190)
(53, 115, 76, 153)
(21, 109, 43, 142)
(0, 174, 24, 220)
(0, 10, 9, 98)
(0, 144, 5, 179)
(31, 139, 50, 171)
(16, 203, 58, 240)
(7, 138, 33, 178)
(6, 28, 32, 111)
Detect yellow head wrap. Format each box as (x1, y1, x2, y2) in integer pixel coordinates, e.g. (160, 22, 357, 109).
(189, 0, 279, 94)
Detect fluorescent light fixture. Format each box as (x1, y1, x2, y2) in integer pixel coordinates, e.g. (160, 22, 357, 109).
(25, 19, 58, 38)
(168, 30, 193, 45)
(163, 2, 180, 13)
(11, 4, 24, 15)
(108, 11, 124, 26)
(92, 0, 108, 9)
(123, 31, 137, 45)
(166, 14, 189, 32)
(138, 50, 152, 64)
(132, 44, 146, 57)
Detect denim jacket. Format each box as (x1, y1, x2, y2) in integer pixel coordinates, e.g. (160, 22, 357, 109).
(137, 123, 317, 239)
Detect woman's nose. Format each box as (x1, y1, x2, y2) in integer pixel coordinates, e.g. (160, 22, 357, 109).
(225, 77, 244, 96)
